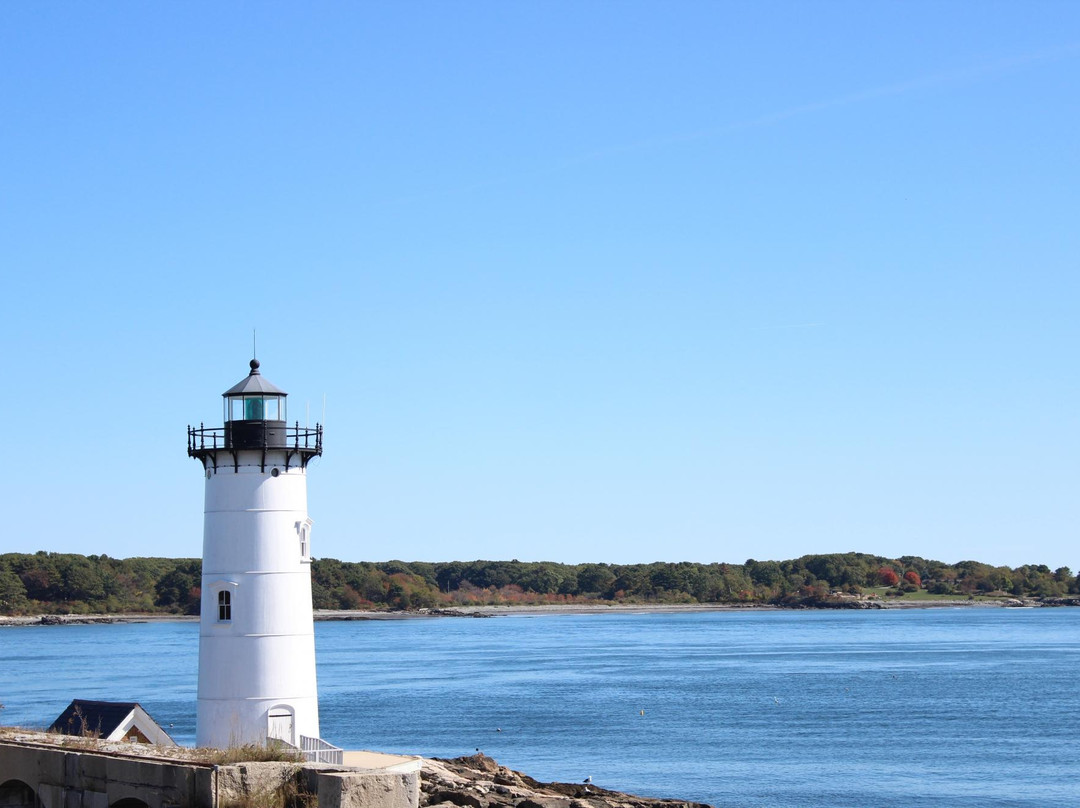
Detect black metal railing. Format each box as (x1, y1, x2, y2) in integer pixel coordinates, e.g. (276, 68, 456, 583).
(187, 421, 323, 459)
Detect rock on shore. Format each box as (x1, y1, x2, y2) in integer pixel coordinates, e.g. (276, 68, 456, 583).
(421, 755, 711, 808)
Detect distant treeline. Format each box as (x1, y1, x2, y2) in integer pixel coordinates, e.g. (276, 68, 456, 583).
(0, 551, 1077, 616)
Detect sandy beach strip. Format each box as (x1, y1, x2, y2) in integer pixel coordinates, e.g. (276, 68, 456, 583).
(1, 598, 1018, 627)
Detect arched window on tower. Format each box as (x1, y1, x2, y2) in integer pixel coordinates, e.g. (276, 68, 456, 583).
(297, 518, 313, 562)
(218, 590, 232, 622)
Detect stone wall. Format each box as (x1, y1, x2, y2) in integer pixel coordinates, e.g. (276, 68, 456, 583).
(0, 739, 213, 808)
(0, 734, 419, 808)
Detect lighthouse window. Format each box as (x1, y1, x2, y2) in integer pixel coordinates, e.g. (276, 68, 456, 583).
(244, 397, 265, 420)
(298, 519, 312, 561)
(226, 395, 284, 422)
(218, 590, 232, 622)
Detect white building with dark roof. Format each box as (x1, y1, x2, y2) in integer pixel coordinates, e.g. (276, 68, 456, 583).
(48, 699, 176, 746)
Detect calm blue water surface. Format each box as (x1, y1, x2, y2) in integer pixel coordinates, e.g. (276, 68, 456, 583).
(2, 609, 1079, 807)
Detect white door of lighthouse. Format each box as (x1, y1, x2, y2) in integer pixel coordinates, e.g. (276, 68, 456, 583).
(268, 709, 295, 745)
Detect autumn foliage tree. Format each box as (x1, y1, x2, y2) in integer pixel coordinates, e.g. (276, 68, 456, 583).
(877, 567, 900, 587)
(904, 570, 922, 588)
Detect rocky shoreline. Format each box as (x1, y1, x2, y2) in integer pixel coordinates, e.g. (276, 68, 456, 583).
(2, 597, 1078, 627)
(0, 731, 706, 808)
(423, 754, 710, 808)
(0, 613, 199, 627)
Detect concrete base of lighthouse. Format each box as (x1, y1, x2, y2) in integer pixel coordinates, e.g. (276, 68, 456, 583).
(196, 695, 320, 751)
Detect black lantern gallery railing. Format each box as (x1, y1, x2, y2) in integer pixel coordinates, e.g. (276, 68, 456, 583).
(187, 422, 323, 472)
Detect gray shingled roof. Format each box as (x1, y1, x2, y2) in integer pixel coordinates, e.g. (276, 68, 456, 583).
(49, 699, 137, 737)
(222, 359, 287, 397)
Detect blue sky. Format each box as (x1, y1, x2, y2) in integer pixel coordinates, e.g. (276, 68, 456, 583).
(2, 2, 1078, 571)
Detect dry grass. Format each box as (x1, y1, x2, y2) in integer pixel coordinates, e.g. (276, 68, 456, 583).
(219, 778, 317, 808)
(193, 741, 304, 764)
(2, 726, 306, 768)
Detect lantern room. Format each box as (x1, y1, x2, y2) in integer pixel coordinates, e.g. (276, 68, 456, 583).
(224, 372, 287, 424)
(187, 358, 322, 472)
(222, 358, 288, 449)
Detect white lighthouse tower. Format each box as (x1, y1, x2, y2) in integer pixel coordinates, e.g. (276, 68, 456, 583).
(187, 358, 324, 750)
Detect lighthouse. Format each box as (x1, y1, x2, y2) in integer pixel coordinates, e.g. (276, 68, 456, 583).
(187, 359, 324, 750)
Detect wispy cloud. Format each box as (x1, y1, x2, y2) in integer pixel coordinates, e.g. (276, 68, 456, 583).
(383, 41, 1080, 206)
(571, 40, 1080, 162)
(750, 322, 823, 331)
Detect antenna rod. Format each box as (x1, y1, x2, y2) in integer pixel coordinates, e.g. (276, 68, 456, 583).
(252, 329, 257, 359)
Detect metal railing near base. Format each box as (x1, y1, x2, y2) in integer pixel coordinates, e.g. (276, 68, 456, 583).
(300, 734, 344, 765)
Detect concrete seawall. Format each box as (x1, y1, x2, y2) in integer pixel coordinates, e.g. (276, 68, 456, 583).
(0, 732, 419, 808)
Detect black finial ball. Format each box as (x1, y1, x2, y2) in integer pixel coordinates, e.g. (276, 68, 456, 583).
(250, 358, 260, 372)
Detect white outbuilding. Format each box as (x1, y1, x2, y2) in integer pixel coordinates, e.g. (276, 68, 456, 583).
(49, 700, 177, 746)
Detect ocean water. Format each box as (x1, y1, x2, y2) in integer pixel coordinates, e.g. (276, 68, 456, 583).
(2, 608, 1078, 808)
